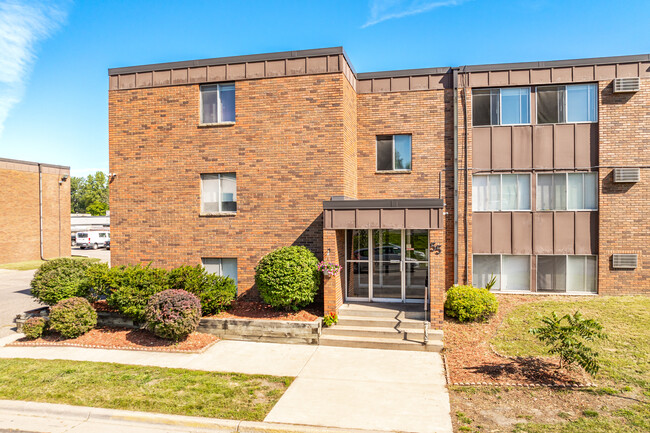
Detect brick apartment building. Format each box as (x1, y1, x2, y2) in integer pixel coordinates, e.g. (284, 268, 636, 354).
(108, 47, 650, 332)
(0, 158, 71, 264)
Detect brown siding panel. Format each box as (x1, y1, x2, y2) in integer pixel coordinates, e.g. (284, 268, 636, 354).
(533, 213, 554, 254)
(491, 212, 512, 254)
(472, 213, 491, 253)
(512, 212, 533, 254)
(512, 126, 532, 169)
(575, 123, 598, 168)
(381, 209, 405, 228)
(554, 124, 575, 168)
(533, 125, 554, 168)
(358, 209, 380, 228)
(492, 127, 512, 170)
(332, 209, 356, 229)
(575, 212, 598, 255)
(473, 127, 491, 169)
(554, 212, 575, 254)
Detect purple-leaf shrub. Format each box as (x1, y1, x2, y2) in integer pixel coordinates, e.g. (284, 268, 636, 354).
(144, 289, 202, 341)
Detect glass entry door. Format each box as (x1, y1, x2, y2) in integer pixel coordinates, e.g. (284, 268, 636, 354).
(345, 229, 428, 303)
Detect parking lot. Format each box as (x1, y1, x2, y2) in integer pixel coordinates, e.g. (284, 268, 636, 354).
(72, 246, 110, 265)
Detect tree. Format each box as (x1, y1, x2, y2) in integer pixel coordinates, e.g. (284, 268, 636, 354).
(529, 311, 606, 376)
(70, 172, 109, 215)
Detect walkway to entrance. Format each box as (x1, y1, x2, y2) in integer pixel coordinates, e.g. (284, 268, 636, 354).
(266, 345, 453, 433)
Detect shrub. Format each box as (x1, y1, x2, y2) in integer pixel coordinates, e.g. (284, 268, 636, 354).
(22, 317, 47, 339)
(144, 289, 202, 341)
(81, 262, 112, 300)
(255, 246, 321, 311)
(444, 285, 498, 322)
(529, 311, 606, 376)
(49, 297, 97, 338)
(30, 258, 94, 305)
(167, 265, 237, 316)
(104, 264, 168, 322)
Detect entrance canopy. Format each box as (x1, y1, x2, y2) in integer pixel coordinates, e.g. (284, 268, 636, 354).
(323, 198, 444, 230)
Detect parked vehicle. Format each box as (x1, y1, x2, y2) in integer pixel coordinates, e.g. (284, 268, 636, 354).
(105, 239, 110, 250)
(71, 234, 76, 246)
(75, 231, 110, 249)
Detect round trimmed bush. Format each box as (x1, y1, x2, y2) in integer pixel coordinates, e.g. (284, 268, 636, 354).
(30, 258, 95, 305)
(104, 264, 169, 322)
(255, 246, 321, 311)
(22, 317, 47, 339)
(167, 265, 237, 316)
(444, 285, 498, 322)
(144, 289, 202, 341)
(49, 297, 97, 338)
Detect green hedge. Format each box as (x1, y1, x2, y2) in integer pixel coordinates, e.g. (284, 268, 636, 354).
(30, 258, 95, 305)
(167, 265, 237, 316)
(254, 246, 320, 311)
(49, 297, 97, 338)
(444, 285, 498, 322)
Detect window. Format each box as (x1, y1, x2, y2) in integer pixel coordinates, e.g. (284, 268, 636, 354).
(472, 174, 530, 211)
(473, 255, 531, 291)
(201, 84, 235, 124)
(472, 88, 530, 126)
(537, 84, 597, 124)
(202, 258, 237, 285)
(537, 255, 596, 293)
(201, 173, 237, 214)
(536, 173, 597, 211)
(376, 135, 412, 171)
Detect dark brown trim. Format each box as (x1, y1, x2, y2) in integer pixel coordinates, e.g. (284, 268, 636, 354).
(0, 157, 69, 170)
(323, 198, 444, 210)
(358, 67, 450, 79)
(109, 47, 355, 76)
(463, 53, 650, 72)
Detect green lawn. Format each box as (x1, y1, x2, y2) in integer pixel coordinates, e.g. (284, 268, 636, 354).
(0, 358, 292, 421)
(0, 256, 100, 271)
(491, 296, 650, 433)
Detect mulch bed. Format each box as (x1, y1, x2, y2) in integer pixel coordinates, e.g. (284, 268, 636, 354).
(209, 300, 319, 322)
(443, 294, 592, 386)
(10, 327, 218, 353)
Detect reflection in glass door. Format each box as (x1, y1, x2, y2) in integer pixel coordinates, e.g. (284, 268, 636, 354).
(344, 229, 428, 303)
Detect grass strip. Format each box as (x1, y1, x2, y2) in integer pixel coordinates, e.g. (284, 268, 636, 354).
(0, 257, 100, 271)
(0, 358, 292, 421)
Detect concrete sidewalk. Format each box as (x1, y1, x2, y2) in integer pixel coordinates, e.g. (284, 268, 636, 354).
(0, 334, 452, 433)
(0, 400, 382, 433)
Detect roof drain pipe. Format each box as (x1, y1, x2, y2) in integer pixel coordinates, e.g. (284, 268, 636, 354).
(452, 67, 459, 285)
(462, 66, 469, 284)
(38, 163, 46, 261)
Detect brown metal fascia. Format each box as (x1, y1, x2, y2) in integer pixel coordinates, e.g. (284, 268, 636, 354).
(108, 46, 350, 76)
(357, 67, 451, 80)
(0, 157, 70, 171)
(462, 53, 650, 73)
(323, 198, 443, 210)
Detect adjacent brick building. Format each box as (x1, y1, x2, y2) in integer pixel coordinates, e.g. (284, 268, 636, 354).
(0, 158, 71, 264)
(108, 48, 650, 329)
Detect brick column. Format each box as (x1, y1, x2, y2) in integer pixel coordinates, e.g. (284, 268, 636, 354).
(429, 228, 446, 328)
(323, 229, 345, 315)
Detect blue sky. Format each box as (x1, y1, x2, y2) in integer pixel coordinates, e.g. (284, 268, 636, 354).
(0, 0, 648, 176)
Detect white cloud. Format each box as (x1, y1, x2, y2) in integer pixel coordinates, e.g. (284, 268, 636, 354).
(362, 0, 465, 28)
(0, 0, 69, 137)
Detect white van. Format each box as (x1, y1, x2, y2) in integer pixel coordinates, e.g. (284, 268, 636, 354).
(76, 231, 110, 249)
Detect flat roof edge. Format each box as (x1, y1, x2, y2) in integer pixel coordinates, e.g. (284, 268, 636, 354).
(108, 46, 348, 76)
(0, 157, 70, 170)
(323, 198, 444, 210)
(461, 53, 650, 72)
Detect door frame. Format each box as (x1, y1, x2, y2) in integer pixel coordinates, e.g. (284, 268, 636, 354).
(344, 229, 427, 303)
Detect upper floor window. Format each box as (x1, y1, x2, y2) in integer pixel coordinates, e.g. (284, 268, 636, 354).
(536, 172, 597, 211)
(537, 84, 597, 124)
(202, 258, 238, 286)
(201, 84, 235, 124)
(376, 135, 412, 171)
(473, 88, 530, 126)
(201, 173, 237, 214)
(472, 174, 530, 211)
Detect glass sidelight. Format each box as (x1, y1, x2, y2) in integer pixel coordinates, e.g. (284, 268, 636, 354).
(345, 229, 428, 303)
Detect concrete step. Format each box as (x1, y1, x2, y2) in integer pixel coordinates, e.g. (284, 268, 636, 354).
(339, 303, 427, 320)
(322, 325, 443, 342)
(337, 316, 425, 329)
(319, 334, 443, 352)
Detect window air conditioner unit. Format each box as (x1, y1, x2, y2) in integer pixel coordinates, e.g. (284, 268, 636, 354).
(613, 167, 640, 183)
(613, 77, 640, 93)
(612, 254, 638, 269)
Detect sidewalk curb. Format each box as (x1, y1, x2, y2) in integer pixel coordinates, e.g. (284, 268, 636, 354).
(0, 400, 388, 433)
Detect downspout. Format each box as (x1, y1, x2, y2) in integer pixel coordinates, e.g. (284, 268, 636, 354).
(453, 68, 459, 285)
(462, 67, 469, 284)
(38, 164, 46, 261)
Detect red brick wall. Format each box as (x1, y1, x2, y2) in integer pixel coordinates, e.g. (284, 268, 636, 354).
(109, 74, 350, 297)
(0, 163, 70, 264)
(598, 78, 650, 294)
